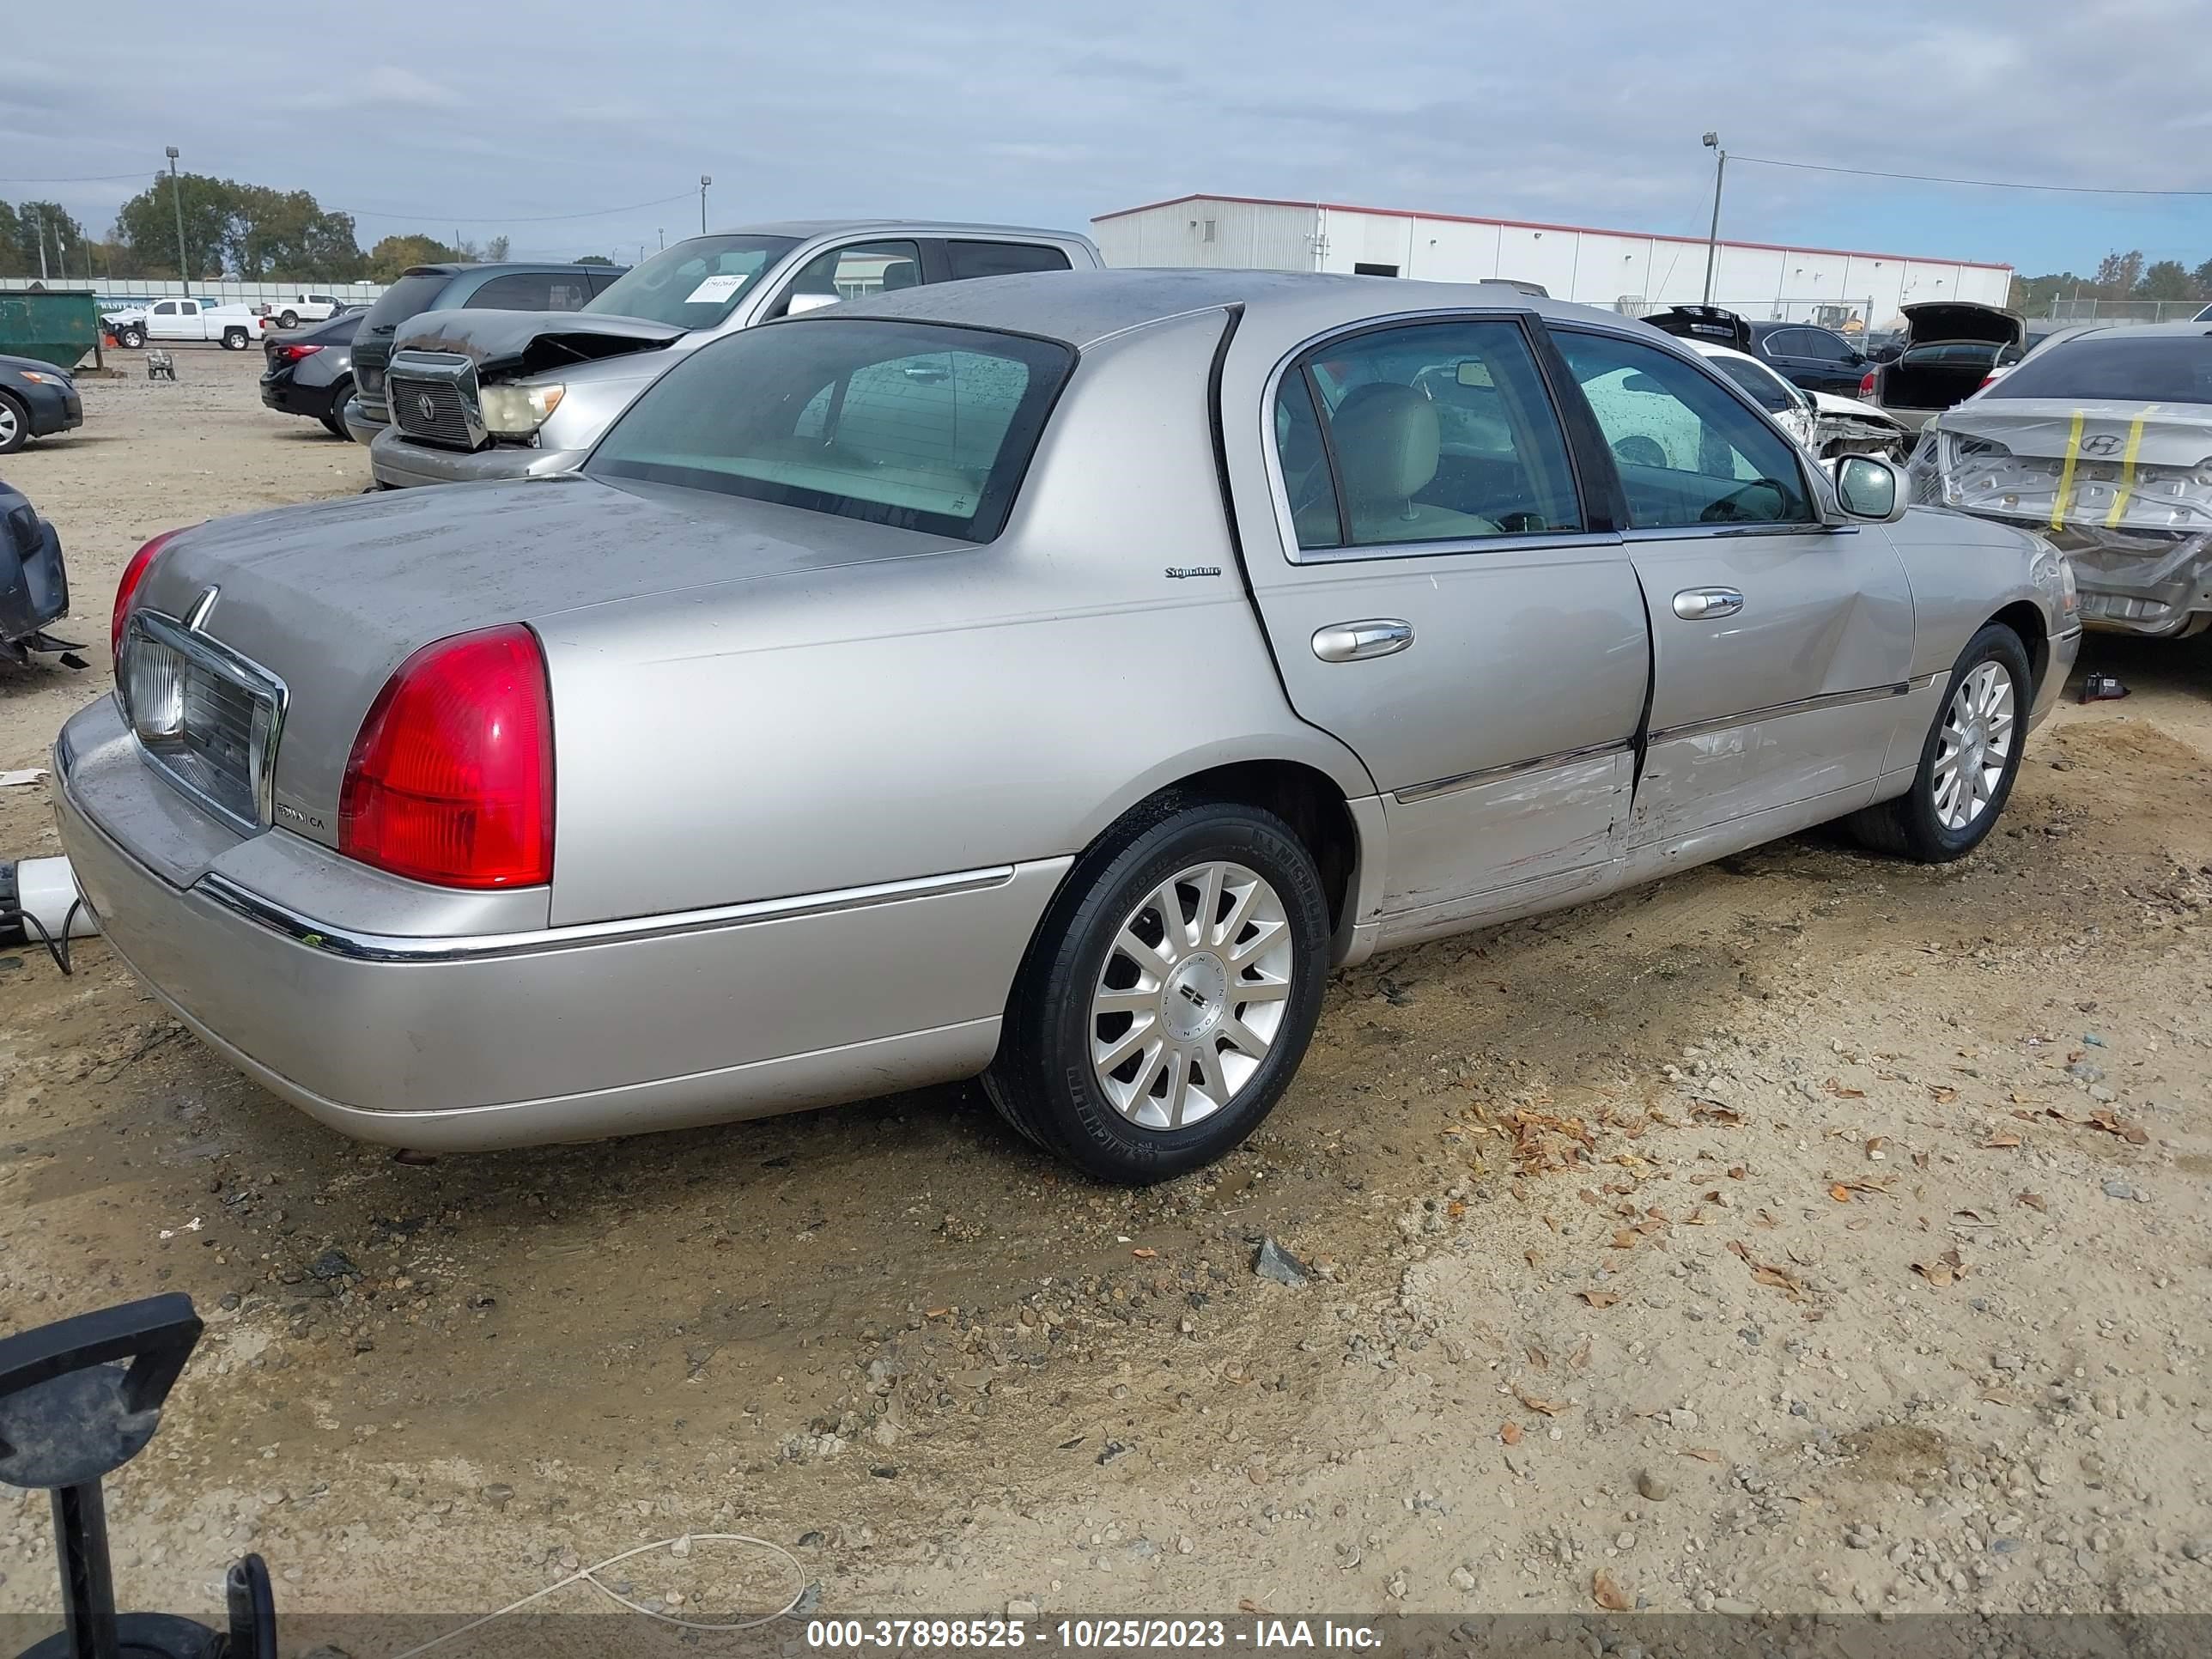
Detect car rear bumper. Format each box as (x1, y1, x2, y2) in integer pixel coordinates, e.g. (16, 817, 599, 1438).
(54, 695, 1055, 1151)
(258, 374, 335, 421)
(369, 426, 588, 489)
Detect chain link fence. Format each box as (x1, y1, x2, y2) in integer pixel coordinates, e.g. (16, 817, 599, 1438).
(2042, 297, 2208, 325)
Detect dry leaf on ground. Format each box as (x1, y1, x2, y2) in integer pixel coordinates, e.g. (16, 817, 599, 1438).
(1592, 1571, 1633, 1612)
(1578, 1290, 1620, 1308)
(1912, 1247, 1969, 1287)
(1500, 1421, 1522, 1445)
(1514, 1386, 1567, 1416)
(1728, 1239, 1806, 1301)
(2016, 1192, 2048, 1213)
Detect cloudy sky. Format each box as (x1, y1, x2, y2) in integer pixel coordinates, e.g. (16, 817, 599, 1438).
(6, 0, 2209, 276)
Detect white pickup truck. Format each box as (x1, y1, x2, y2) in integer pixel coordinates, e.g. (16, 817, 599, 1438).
(103, 299, 269, 351)
(262, 292, 345, 329)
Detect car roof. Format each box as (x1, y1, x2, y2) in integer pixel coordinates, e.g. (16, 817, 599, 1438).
(716, 218, 1091, 243)
(2031, 320, 2212, 342)
(400, 262, 619, 278)
(824, 267, 1639, 350)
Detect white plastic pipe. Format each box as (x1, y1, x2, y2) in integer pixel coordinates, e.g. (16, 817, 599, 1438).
(10, 856, 98, 939)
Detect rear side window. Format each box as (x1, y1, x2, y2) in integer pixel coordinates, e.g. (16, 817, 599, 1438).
(1273, 319, 1583, 553)
(363, 270, 455, 331)
(945, 240, 1073, 281)
(465, 272, 591, 312)
(1984, 333, 2212, 404)
(589, 319, 1073, 542)
(1551, 330, 1814, 529)
(1708, 354, 1797, 414)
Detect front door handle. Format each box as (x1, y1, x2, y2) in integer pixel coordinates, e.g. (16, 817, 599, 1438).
(1672, 587, 1745, 621)
(1311, 618, 1414, 662)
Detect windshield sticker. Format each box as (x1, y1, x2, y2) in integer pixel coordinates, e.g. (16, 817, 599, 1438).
(684, 274, 746, 305)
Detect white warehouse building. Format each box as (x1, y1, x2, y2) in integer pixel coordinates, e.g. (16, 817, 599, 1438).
(1092, 193, 2012, 333)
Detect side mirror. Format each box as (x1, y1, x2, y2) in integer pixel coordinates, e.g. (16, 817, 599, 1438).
(1830, 454, 1907, 523)
(785, 292, 840, 317)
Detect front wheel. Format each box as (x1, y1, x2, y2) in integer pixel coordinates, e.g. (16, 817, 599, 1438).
(985, 798, 1331, 1183)
(1844, 622, 2033, 862)
(222, 328, 250, 350)
(118, 325, 145, 349)
(0, 391, 27, 455)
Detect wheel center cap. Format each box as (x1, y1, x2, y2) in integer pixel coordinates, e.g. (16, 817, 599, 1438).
(1163, 952, 1230, 1042)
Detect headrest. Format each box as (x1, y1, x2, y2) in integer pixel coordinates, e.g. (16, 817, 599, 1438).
(1333, 382, 1440, 506)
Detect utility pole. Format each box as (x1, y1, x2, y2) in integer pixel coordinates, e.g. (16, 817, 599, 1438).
(700, 175, 711, 235)
(166, 146, 189, 297)
(657, 228, 665, 251)
(33, 208, 49, 282)
(1700, 131, 1726, 307)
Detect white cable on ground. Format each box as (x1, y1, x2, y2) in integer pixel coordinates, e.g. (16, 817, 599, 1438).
(386, 1532, 811, 1658)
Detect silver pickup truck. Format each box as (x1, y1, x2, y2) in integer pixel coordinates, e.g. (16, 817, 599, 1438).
(370, 219, 1102, 489)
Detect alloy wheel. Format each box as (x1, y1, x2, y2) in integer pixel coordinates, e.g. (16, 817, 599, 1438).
(1089, 860, 1295, 1131)
(1932, 660, 2015, 831)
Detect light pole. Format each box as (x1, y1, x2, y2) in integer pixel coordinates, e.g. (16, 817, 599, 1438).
(700, 175, 712, 234)
(1700, 131, 1726, 307)
(166, 146, 190, 296)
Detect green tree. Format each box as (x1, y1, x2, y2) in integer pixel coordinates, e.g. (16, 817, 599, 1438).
(2091, 249, 2145, 299)
(234, 186, 363, 281)
(0, 201, 88, 279)
(2194, 258, 2212, 295)
(484, 234, 510, 262)
(574, 253, 617, 265)
(112, 172, 236, 278)
(367, 234, 460, 281)
(2135, 259, 2197, 301)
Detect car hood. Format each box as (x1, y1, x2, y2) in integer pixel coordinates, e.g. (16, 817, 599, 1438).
(390, 307, 688, 379)
(0, 352, 66, 378)
(133, 475, 963, 841)
(1901, 302, 2025, 349)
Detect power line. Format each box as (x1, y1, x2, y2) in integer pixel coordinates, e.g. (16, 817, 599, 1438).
(343, 190, 697, 225)
(1733, 154, 2212, 198)
(0, 169, 155, 185)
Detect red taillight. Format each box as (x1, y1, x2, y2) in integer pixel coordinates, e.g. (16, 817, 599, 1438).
(338, 625, 553, 889)
(1858, 370, 1877, 398)
(276, 343, 324, 363)
(112, 528, 187, 659)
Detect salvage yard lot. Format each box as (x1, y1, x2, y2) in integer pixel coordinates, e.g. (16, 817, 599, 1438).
(1, 350, 2209, 1621)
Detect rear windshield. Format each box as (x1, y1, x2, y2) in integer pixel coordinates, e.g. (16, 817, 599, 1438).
(1984, 332, 2212, 404)
(362, 270, 453, 332)
(584, 234, 799, 330)
(588, 318, 1073, 542)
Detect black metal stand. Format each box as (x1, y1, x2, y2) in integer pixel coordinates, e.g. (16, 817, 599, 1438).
(0, 1296, 279, 1659)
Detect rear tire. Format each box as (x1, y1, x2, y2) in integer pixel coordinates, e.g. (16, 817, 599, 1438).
(0, 391, 27, 454)
(279, 310, 299, 329)
(984, 797, 1331, 1183)
(1844, 622, 2032, 863)
(321, 378, 355, 440)
(222, 328, 249, 350)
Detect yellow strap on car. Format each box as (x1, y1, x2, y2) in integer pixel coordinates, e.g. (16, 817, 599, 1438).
(2103, 404, 2158, 528)
(2050, 409, 2085, 531)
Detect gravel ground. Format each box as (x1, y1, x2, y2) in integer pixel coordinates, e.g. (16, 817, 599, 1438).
(0, 351, 2208, 1632)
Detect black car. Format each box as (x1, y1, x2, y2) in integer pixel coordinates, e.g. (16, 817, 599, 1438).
(260, 310, 365, 440)
(1639, 308, 1870, 397)
(0, 354, 85, 455)
(342, 261, 626, 443)
(0, 477, 72, 664)
(1742, 319, 1870, 396)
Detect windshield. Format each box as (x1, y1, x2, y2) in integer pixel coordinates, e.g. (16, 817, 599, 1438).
(1708, 354, 1796, 414)
(589, 318, 1074, 542)
(583, 234, 799, 330)
(1984, 333, 2212, 404)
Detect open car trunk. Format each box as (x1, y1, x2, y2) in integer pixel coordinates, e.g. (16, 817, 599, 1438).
(1878, 302, 2025, 415)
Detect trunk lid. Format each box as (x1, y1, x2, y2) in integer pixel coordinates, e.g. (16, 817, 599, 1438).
(391, 307, 687, 381)
(1923, 398, 2212, 536)
(1640, 305, 1753, 352)
(1901, 302, 2026, 349)
(129, 477, 959, 848)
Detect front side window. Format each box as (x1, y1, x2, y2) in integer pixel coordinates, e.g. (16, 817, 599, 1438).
(1273, 319, 1583, 552)
(583, 234, 799, 329)
(1552, 330, 1814, 529)
(1799, 329, 1854, 363)
(588, 318, 1073, 543)
(772, 241, 924, 315)
(153, 301, 178, 316)
(945, 240, 1073, 281)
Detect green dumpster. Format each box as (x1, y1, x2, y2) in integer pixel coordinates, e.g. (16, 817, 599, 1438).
(0, 289, 100, 370)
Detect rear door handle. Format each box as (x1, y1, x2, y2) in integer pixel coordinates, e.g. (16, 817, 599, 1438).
(1311, 619, 1414, 662)
(1672, 587, 1744, 620)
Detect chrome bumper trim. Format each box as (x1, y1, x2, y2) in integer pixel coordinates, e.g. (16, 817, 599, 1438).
(195, 865, 1019, 963)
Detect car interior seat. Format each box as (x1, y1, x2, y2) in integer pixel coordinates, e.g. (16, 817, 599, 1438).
(1331, 383, 1499, 541)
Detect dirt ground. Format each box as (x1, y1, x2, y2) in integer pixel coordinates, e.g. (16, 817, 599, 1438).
(1, 350, 2209, 1632)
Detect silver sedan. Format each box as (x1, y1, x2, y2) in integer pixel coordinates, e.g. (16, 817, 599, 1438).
(59, 271, 2081, 1182)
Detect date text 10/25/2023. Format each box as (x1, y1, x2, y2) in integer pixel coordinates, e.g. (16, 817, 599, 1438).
(803, 1617, 1386, 1650)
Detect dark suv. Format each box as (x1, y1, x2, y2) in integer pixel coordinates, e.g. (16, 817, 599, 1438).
(342, 263, 626, 444)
